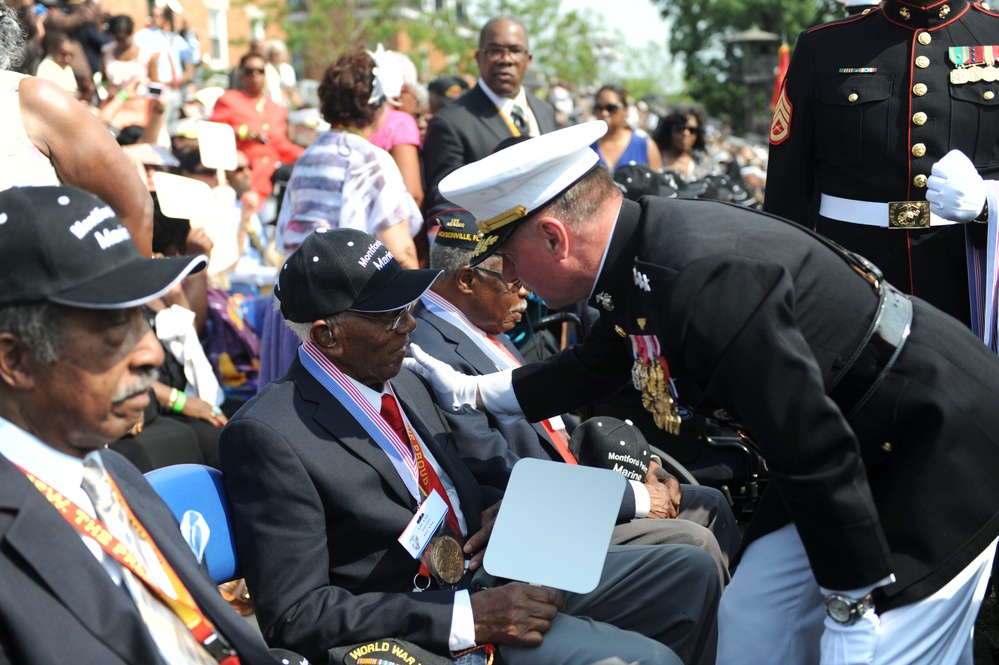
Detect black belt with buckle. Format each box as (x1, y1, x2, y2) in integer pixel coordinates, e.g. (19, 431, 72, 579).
(827, 283, 913, 418)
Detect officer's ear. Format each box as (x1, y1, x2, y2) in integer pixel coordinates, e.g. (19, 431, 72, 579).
(535, 216, 570, 261)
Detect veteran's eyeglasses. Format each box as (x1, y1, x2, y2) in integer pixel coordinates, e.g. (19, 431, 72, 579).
(475, 266, 523, 292)
(346, 305, 412, 331)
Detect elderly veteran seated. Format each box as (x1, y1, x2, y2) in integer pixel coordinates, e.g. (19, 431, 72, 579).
(410, 204, 739, 583)
(0, 185, 301, 664)
(219, 227, 721, 665)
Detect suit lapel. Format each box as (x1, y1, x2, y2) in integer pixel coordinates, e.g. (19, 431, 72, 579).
(469, 87, 515, 145)
(527, 92, 556, 134)
(292, 360, 419, 509)
(0, 458, 161, 663)
(105, 458, 271, 662)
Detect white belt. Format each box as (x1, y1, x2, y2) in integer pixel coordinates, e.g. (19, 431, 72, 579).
(819, 193, 958, 229)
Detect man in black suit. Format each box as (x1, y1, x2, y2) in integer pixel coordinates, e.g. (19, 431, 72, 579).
(409, 204, 740, 584)
(408, 121, 999, 664)
(0, 186, 290, 665)
(219, 227, 721, 665)
(422, 16, 558, 208)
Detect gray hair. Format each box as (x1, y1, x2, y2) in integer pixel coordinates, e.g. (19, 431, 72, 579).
(429, 243, 474, 278)
(0, 2, 26, 72)
(284, 311, 347, 342)
(0, 302, 64, 364)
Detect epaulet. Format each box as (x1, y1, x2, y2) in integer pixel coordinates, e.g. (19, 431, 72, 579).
(805, 8, 877, 35)
(973, 1, 999, 16)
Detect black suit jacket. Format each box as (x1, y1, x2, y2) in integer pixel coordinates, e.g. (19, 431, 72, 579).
(512, 196, 999, 611)
(423, 85, 558, 207)
(410, 303, 565, 489)
(0, 450, 278, 665)
(219, 360, 498, 663)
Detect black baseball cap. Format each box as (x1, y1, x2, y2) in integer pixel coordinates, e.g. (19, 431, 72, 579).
(427, 203, 481, 251)
(569, 416, 652, 482)
(276, 228, 441, 323)
(0, 186, 206, 309)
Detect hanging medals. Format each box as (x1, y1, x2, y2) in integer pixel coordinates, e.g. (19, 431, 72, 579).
(427, 534, 465, 585)
(630, 335, 682, 435)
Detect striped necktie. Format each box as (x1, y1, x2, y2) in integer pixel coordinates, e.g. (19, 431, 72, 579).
(81, 454, 217, 665)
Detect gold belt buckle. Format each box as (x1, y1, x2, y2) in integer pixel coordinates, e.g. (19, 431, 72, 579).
(888, 201, 931, 229)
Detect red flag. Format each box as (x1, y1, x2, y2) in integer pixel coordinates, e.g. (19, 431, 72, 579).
(772, 40, 790, 111)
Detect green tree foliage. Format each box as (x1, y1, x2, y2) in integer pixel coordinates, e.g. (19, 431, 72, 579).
(655, 0, 840, 131)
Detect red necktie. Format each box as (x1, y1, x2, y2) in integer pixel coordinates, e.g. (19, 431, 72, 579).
(381, 393, 463, 539)
(380, 392, 409, 445)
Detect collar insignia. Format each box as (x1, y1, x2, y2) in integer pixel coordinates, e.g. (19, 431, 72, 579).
(595, 292, 615, 311)
(633, 267, 651, 292)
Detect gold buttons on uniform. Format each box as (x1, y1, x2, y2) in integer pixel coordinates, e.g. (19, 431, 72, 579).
(918, 32, 932, 45)
(848, 92, 859, 102)
(913, 83, 928, 96)
(915, 55, 930, 69)
(912, 143, 927, 157)
(986, 91, 996, 101)
(914, 174, 928, 187)
(913, 111, 928, 125)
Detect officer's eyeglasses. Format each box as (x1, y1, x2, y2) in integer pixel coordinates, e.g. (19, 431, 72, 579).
(481, 45, 530, 62)
(347, 305, 412, 331)
(593, 104, 622, 115)
(475, 266, 523, 292)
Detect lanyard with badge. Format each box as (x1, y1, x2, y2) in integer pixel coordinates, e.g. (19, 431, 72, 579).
(15, 465, 240, 664)
(300, 343, 467, 590)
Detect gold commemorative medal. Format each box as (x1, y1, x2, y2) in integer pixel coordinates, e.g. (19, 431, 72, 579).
(429, 535, 465, 585)
(630, 335, 682, 435)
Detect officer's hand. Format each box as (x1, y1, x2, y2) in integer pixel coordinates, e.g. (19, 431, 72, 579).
(470, 583, 564, 646)
(403, 344, 480, 411)
(926, 149, 987, 222)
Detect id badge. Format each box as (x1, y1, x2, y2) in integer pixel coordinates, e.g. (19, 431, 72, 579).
(398, 490, 466, 590)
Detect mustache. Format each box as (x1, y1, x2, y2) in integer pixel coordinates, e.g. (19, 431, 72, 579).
(112, 367, 159, 403)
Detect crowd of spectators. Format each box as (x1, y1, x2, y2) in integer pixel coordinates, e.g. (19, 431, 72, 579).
(0, 3, 766, 662)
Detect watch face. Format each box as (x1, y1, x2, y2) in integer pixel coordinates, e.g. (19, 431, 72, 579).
(826, 596, 854, 623)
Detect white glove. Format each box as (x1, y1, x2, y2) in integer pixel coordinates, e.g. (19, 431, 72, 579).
(820, 610, 881, 665)
(403, 343, 480, 412)
(926, 149, 987, 222)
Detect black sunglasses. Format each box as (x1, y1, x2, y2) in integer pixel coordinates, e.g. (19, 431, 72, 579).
(593, 104, 622, 115)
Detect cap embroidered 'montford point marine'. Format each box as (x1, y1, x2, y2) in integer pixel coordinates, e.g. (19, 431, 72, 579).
(0, 185, 206, 309)
(276, 227, 441, 323)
